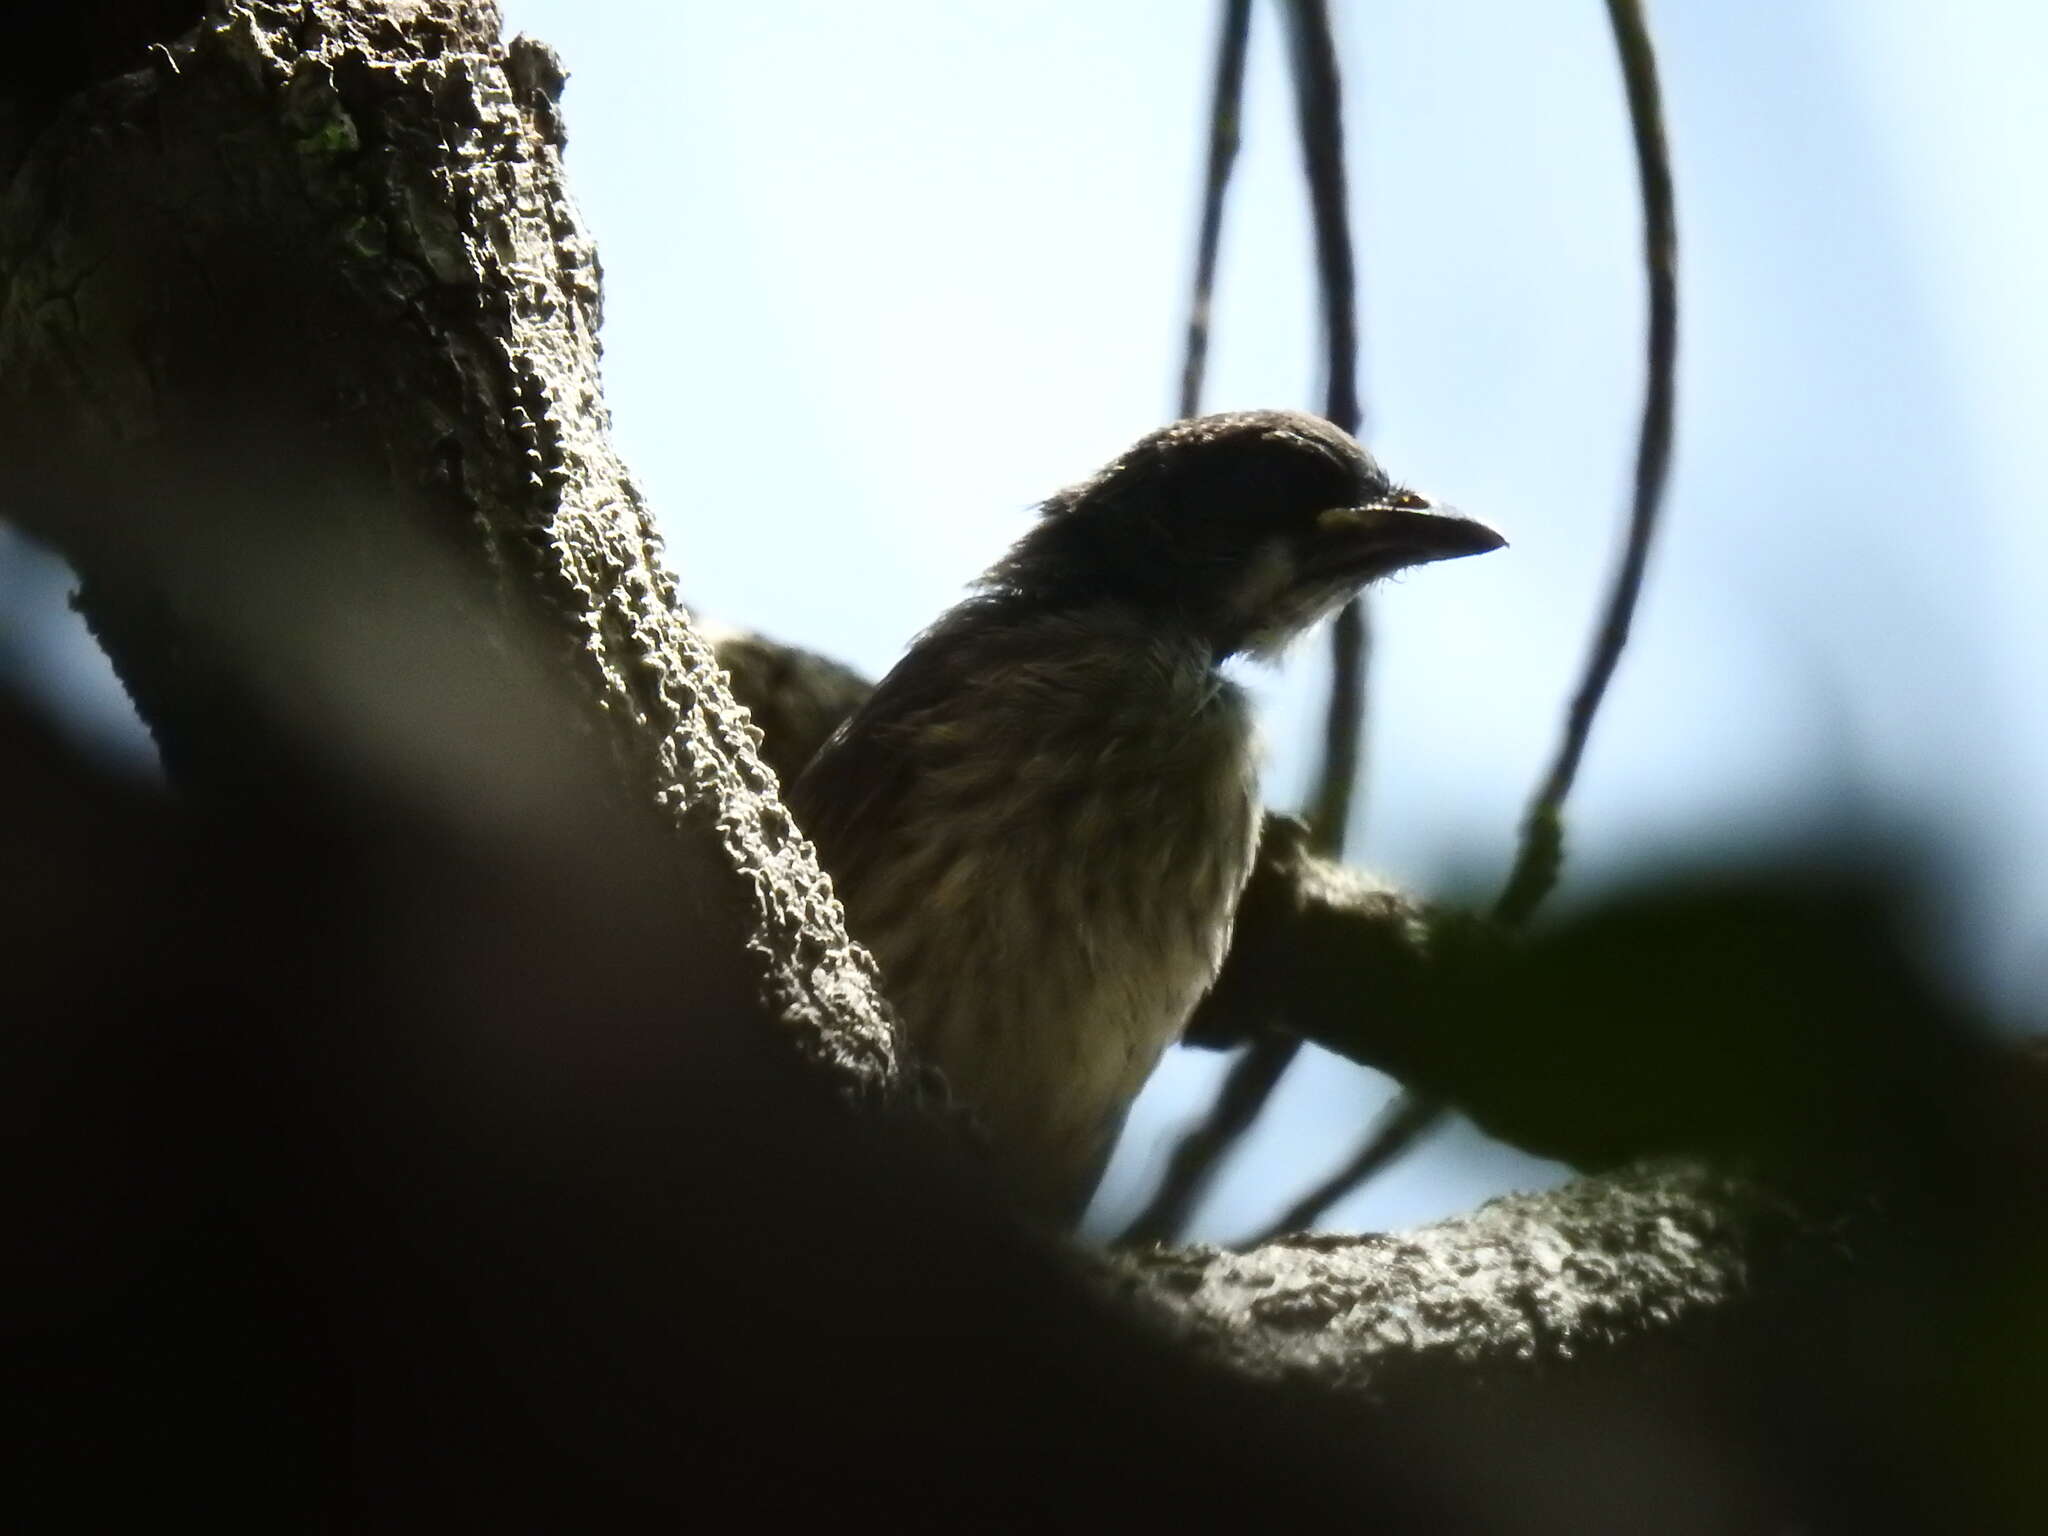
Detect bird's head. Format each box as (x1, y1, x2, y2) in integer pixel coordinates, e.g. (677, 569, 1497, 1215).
(984, 410, 1505, 659)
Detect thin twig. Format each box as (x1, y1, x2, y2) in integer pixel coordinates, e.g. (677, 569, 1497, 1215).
(1493, 0, 1679, 929)
(1122, 0, 1367, 1245)
(1279, 0, 1361, 439)
(1248, 1089, 1441, 1242)
(1178, 0, 1253, 421)
(1264, 0, 1681, 1238)
(1281, 0, 1369, 860)
(1307, 598, 1368, 853)
(1120, 1027, 1297, 1245)
(1273, 1090, 1444, 1238)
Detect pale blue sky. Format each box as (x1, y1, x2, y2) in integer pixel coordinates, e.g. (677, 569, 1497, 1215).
(9, 2, 2043, 1240)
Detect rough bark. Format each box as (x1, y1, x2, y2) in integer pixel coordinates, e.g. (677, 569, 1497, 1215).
(0, 0, 894, 1092)
(1113, 1161, 1784, 1381)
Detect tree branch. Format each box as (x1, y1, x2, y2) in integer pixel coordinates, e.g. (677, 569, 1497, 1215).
(0, 0, 897, 1095)
(1115, 1161, 1792, 1382)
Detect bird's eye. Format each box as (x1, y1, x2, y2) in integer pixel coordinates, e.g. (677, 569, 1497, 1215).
(1385, 487, 1429, 510)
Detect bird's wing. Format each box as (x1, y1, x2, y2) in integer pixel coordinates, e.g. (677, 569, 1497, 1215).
(785, 598, 1010, 865)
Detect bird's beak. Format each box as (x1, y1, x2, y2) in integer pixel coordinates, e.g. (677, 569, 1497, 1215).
(1311, 496, 1506, 576)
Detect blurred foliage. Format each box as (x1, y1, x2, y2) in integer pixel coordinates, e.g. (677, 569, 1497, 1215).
(1426, 862, 1996, 1189)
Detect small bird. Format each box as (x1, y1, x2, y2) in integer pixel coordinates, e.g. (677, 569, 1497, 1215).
(790, 410, 1503, 1219)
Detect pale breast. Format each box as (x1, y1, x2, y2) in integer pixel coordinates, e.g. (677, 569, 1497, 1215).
(803, 605, 1261, 1215)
